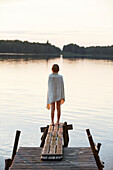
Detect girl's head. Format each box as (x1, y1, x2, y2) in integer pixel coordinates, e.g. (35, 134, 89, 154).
(52, 64, 59, 73)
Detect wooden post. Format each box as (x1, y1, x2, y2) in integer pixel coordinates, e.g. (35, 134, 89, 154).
(86, 129, 104, 170)
(63, 122, 73, 147)
(86, 128, 90, 136)
(5, 159, 12, 170)
(11, 130, 21, 161)
(40, 125, 49, 133)
(5, 130, 21, 170)
(97, 143, 102, 154)
(40, 125, 49, 147)
(63, 122, 69, 147)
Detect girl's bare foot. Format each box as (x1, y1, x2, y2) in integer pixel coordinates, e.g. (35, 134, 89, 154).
(55, 122, 59, 125)
(50, 122, 54, 126)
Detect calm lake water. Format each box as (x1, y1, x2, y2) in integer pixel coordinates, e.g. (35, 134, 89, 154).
(0, 56, 113, 169)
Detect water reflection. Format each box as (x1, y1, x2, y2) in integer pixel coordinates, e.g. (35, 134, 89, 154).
(0, 54, 61, 62)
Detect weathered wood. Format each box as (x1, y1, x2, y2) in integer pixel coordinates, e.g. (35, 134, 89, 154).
(5, 130, 21, 170)
(41, 123, 73, 132)
(40, 125, 49, 133)
(41, 123, 63, 160)
(57, 124, 63, 154)
(86, 129, 104, 170)
(97, 143, 101, 154)
(42, 125, 53, 155)
(63, 122, 69, 147)
(40, 125, 49, 147)
(12, 130, 21, 161)
(5, 159, 12, 170)
(40, 122, 72, 150)
(10, 147, 98, 170)
(64, 124, 73, 130)
(49, 125, 58, 154)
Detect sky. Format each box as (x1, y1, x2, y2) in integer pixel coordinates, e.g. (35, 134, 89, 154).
(0, 0, 113, 48)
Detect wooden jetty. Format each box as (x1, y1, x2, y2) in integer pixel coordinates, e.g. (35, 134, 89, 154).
(10, 147, 98, 170)
(5, 122, 104, 170)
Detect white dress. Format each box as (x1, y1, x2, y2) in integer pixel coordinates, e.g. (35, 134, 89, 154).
(47, 73, 65, 110)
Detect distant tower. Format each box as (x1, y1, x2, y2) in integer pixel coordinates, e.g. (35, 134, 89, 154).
(46, 40, 49, 44)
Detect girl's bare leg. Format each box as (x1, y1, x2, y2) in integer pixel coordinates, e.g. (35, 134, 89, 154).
(56, 100, 61, 124)
(51, 102, 55, 125)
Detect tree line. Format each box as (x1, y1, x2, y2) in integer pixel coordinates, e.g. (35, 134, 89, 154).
(63, 43, 113, 59)
(0, 40, 61, 54)
(0, 40, 113, 60)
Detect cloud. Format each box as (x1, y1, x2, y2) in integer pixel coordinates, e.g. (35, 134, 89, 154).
(0, 0, 24, 5)
(0, 30, 81, 37)
(0, 30, 59, 36)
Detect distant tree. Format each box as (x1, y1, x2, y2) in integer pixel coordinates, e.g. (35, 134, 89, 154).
(63, 43, 86, 54)
(63, 44, 113, 57)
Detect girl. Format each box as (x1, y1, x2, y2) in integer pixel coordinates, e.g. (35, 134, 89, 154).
(47, 64, 65, 125)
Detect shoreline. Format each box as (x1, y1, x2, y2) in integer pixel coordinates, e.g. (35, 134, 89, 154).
(0, 53, 61, 60)
(63, 52, 113, 60)
(0, 52, 113, 61)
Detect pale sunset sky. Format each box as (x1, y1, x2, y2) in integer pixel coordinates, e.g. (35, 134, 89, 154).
(0, 0, 113, 48)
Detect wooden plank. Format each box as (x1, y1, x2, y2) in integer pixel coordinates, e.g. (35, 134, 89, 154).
(40, 125, 49, 132)
(11, 168, 97, 170)
(14, 154, 95, 162)
(11, 164, 97, 169)
(11, 163, 97, 170)
(65, 124, 73, 130)
(11, 159, 97, 166)
(56, 124, 63, 155)
(17, 147, 93, 156)
(49, 125, 58, 154)
(41, 125, 53, 155)
(56, 135, 63, 154)
(14, 155, 95, 162)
